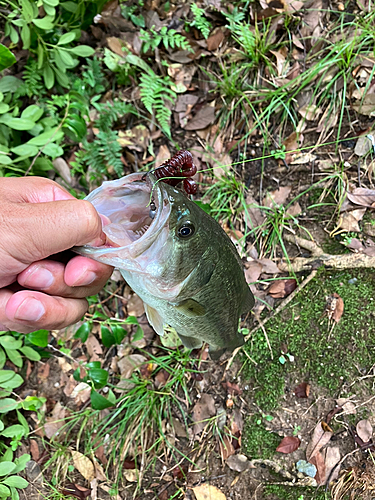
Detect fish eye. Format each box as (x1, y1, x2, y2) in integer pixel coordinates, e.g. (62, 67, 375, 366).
(177, 222, 195, 238)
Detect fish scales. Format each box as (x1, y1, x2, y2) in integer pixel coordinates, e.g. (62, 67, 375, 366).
(75, 171, 254, 357)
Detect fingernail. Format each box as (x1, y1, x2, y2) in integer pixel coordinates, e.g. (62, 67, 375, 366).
(23, 267, 54, 289)
(72, 271, 97, 287)
(14, 298, 45, 322)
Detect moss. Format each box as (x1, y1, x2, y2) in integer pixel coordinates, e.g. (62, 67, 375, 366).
(321, 236, 349, 255)
(242, 268, 375, 412)
(242, 415, 280, 459)
(265, 484, 330, 500)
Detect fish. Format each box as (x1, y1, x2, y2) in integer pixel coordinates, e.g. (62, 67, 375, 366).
(75, 171, 254, 358)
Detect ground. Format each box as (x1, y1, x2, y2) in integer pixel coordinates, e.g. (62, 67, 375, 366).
(2, 0, 375, 499)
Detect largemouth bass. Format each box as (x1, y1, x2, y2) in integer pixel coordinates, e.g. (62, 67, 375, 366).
(76, 172, 254, 358)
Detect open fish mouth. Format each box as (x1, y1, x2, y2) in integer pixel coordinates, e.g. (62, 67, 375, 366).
(76, 173, 171, 268)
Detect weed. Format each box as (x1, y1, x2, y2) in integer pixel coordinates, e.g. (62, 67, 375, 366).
(140, 26, 192, 53)
(190, 4, 212, 39)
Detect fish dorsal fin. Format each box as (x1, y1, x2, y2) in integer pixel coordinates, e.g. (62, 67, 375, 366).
(174, 298, 206, 317)
(144, 303, 165, 336)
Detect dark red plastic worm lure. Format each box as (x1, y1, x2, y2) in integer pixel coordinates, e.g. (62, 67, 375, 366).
(152, 150, 197, 195)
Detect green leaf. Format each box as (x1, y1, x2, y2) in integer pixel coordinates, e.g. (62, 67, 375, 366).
(32, 16, 55, 30)
(43, 0, 59, 6)
(4, 350, 23, 369)
(27, 128, 64, 146)
(9, 26, 19, 45)
(124, 316, 140, 325)
(74, 323, 91, 342)
(0, 116, 35, 131)
(88, 368, 108, 387)
(0, 371, 16, 384)
(43, 65, 54, 89)
(132, 326, 144, 342)
(11, 486, 20, 500)
(21, 105, 43, 122)
(26, 330, 48, 347)
(0, 425, 26, 438)
(21, 0, 35, 22)
(86, 361, 101, 369)
(69, 45, 95, 57)
(0, 484, 10, 497)
(0, 155, 12, 165)
(112, 326, 126, 344)
(57, 48, 76, 67)
(42, 142, 63, 158)
(0, 337, 22, 351)
(10, 145, 38, 157)
(0, 462, 16, 476)
(125, 53, 153, 74)
(0, 449, 13, 463)
(0, 103, 9, 114)
(90, 390, 115, 410)
(100, 326, 114, 348)
(0, 422, 4, 433)
(0, 76, 23, 93)
(0, 348, 5, 370)
(61, 1, 77, 12)
(19, 346, 40, 362)
(21, 24, 31, 50)
(16, 411, 29, 435)
(57, 32, 76, 45)
(43, 3, 55, 16)
(0, 374, 23, 389)
(34, 157, 53, 171)
(0, 44, 16, 72)
(53, 66, 69, 87)
(13, 454, 30, 474)
(3, 476, 28, 488)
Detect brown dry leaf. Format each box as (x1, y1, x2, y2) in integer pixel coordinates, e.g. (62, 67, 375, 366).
(276, 436, 301, 454)
(286, 202, 302, 216)
(106, 37, 125, 57)
(323, 446, 340, 483)
(154, 368, 170, 388)
(257, 259, 280, 274)
(70, 382, 91, 405)
(85, 334, 103, 362)
(306, 421, 333, 461)
(192, 394, 216, 435)
(354, 135, 373, 156)
(44, 402, 66, 439)
(244, 194, 266, 228)
(245, 262, 262, 284)
(168, 64, 196, 93)
(294, 382, 310, 398)
(268, 279, 297, 298)
(219, 434, 235, 461)
(347, 188, 375, 207)
(298, 104, 322, 121)
(192, 484, 227, 500)
(117, 125, 150, 152)
(352, 93, 375, 116)
(292, 33, 304, 50)
(325, 293, 344, 323)
(207, 28, 226, 51)
(290, 153, 316, 165)
(356, 419, 373, 443)
(282, 131, 301, 162)
(124, 469, 138, 482)
(184, 105, 216, 130)
(62, 482, 91, 500)
(57, 357, 73, 373)
(270, 47, 288, 76)
(127, 293, 145, 317)
(222, 381, 242, 395)
(116, 354, 147, 391)
(174, 94, 199, 112)
(263, 186, 292, 207)
(226, 454, 249, 472)
(94, 444, 108, 466)
(64, 374, 78, 397)
(309, 450, 326, 485)
(337, 398, 356, 415)
(155, 145, 171, 168)
(71, 451, 95, 482)
(337, 208, 366, 232)
(29, 440, 40, 461)
(38, 362, 50, 382)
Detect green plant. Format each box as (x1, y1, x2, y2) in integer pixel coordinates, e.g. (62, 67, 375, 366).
(120, 4, 145, 27)
(0, 45, 16, 72)
(139, 70, 177, 137)
(0, 449, 30, 499)
(140, 26, 192, 53)
(190, 3, 212, 39)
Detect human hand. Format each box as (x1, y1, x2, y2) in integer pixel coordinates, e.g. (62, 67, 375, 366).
(0, 177, 113, 333)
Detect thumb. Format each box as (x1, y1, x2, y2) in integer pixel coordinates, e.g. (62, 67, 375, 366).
(7, 199, 105, 263)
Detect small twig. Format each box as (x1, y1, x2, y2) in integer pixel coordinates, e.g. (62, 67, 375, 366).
(225, 270, 318, 371)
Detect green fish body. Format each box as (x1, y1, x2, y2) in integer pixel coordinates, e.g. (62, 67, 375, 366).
(76, 172, 254, 357)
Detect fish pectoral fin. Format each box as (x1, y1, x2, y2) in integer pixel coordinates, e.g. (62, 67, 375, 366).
(173, 298, 206, 317)
(144, 303, 165, 336)
(178, 333, 203, 349)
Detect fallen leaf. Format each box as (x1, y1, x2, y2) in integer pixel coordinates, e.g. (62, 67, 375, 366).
(44, 402, 66, 439)
(174, 94, 199, 113)
(127, 293, 145, 317)
(286, 202, 302, 216)
(298, 104, 322, 121)
(268, 279, 297, 298)
(292, 33, 305, 49)
(184, 105, 216, 130)
(206, 28, 226, 51)
(270, 47, 288, 76)
(257, 259, 280, 274)
(29, 440, 40, 461)
(356, 419, 373, 443)
(306, 421, 333, 461)
(117, 125, 150, 152)
(168, 64, 196, 93)
(309, 450, 326, 485)
(294, 382, 310, 398)
(219, 434, 235, 461)
(354, 135, 373, 156)
(323, 446, 340, 483)
(154, 368, 170, 388)
(221, 381, 242, 395)
(94, 444, 108, 466)
(155, 145, 171, 168)
(192, 483, 227, 500)
(85, 335, 103, 362)
(337, 208, 366, 232)
(71, 451, 95, 482)
(263, 186, 292, 207)
(276, 436, 301, 454)
(336, 398, 356, 415)
(70, 382, 91, 405)
(192, 394, 216, 435)
(352, 93, 375, 116)
(245, 194, 266, 228)
(226, 454, 249, 472)
(62, 482, 91, 500)
(347, 187, 375, 207)
(106, 37, 125, 57)
(245, 261, 263, 284)
(325, 293, 344, 323)
(290, 153, 316, 165)
(116, 354, 147, 391)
